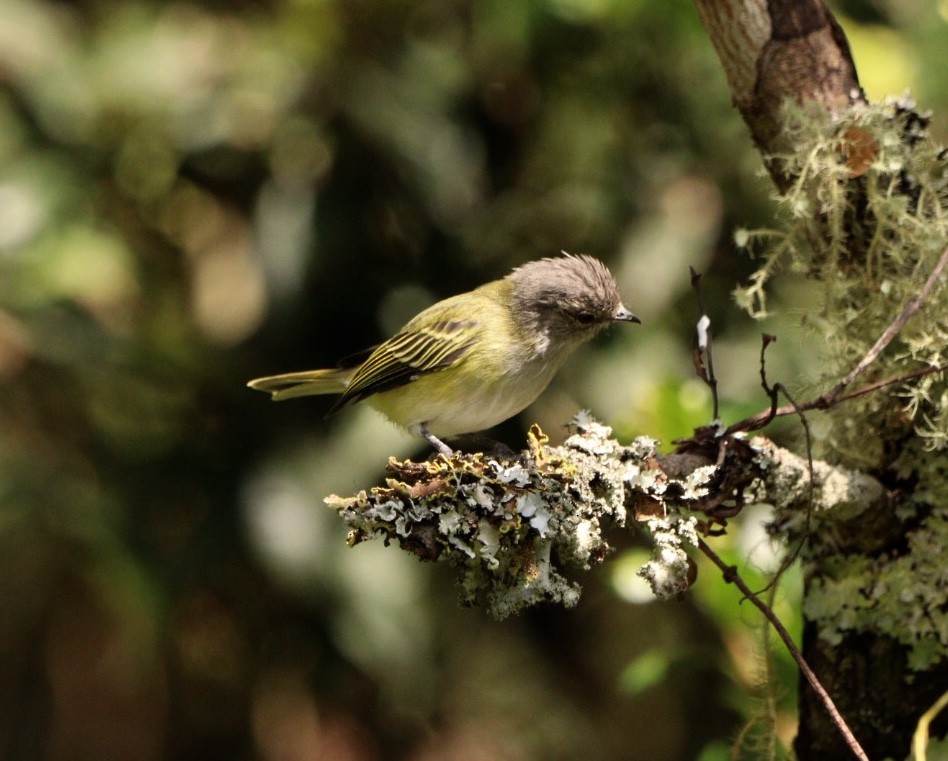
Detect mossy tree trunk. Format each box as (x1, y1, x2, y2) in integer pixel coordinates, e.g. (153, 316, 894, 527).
(693, 1, 948, 758)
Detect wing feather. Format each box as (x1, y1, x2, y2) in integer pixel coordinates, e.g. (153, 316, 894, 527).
(332, 318, 480, 410)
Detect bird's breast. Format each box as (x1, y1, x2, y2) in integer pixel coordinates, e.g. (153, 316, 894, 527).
(367, 351, 562, 438)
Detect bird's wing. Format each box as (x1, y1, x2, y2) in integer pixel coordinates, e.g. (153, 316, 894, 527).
(333, 318, 480, 409)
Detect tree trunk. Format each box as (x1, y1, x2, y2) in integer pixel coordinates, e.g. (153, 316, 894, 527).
(693, 1, 948, 758)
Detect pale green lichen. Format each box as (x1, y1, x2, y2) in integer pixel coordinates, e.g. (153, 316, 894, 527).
(750, 442, 948, 670)
(731, 97, 948, 672)
(637, 515, 699, 600)
(799, 507, 948, 671)
(735, 97, 948, 463)
(325, 415, 716, 619)
(749, 437, 884, 531)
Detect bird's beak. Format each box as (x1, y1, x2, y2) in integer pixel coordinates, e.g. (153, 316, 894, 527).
(613, 305, 641, 324)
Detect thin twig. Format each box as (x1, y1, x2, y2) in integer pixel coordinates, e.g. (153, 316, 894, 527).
(727, 243, 948, 435)
(697, 537, 870, 761)
(738, 332, 813, 591)
(748, 334, 781, 429)
(728, 362, 947, 434)
(820, 243, 948, 406)
(750, 381, 813, 596)
(690, 267, 720, 421)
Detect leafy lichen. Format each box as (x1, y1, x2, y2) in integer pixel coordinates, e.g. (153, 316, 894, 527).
(749, 437, 948, 670)
(637, 515, 698, 600)
(798, 507, 948, 671)
(326, 416, 712, 619)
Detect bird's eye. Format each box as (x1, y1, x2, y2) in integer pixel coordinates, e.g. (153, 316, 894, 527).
(575, 311, 597, 325)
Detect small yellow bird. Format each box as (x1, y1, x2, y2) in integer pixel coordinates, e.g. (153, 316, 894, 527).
(248, 254, 639, 455)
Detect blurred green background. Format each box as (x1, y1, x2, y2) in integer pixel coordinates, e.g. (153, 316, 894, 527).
(0, 1, 945, 759)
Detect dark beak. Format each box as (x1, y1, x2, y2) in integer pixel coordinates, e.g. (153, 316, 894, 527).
(613, 305, 641, 324)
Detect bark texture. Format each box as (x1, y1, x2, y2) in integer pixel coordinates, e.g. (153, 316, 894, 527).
(693, 0, 864, 189)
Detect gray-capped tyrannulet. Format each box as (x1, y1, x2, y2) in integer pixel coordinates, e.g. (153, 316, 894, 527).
(248, 254, 639, 455)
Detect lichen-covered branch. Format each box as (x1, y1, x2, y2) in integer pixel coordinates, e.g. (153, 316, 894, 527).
(327, 417, 707, 619)
(327, 398, 948, 679)
(323, 414, 912, 622)
(749, 436, 887, 538)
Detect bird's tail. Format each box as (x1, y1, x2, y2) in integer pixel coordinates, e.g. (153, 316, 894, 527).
(247, 368, 352, 401)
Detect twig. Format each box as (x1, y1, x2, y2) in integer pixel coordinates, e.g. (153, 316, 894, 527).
(728, 362, 947, 434)
(758, 384, 814, 596)
(757, 335, 814, 524)
(690, 267, 720, 421)
(820, 243, 948, 406)
(697, 537, 870, 761)
(737, 332, 813, 591)
(727, 244, 948, 435)
(747, 334, 781, 429)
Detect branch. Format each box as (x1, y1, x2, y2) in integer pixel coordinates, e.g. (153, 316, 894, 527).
(819, 243, 948, 406)
(325, 417, 886, 615)
(326, 419, 700, 619)
(690, 268, 720, 421)
(728, 242, 948, 435)
(730, 362, 948, 433)
(697, 537, 870, 761)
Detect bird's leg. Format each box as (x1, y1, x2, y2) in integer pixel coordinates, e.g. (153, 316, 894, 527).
(420, 422, 454, 457)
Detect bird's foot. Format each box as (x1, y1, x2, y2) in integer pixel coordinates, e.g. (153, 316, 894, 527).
(420, 423, 454, 458)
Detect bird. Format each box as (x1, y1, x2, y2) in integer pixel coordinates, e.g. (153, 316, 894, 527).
(248, 254, 639, 456)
